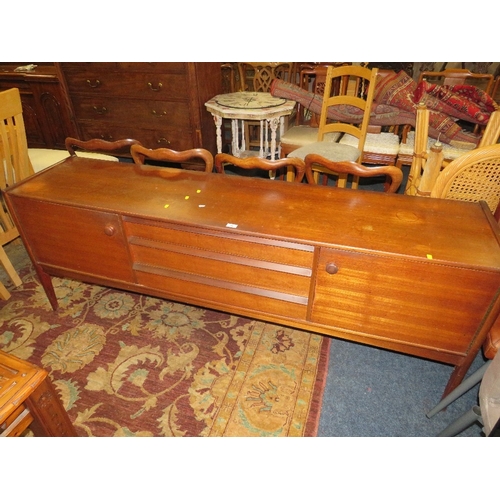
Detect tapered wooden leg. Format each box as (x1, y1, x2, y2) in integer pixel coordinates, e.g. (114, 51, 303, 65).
(34, 264, 58, 310)
(25, 375, 78, 437)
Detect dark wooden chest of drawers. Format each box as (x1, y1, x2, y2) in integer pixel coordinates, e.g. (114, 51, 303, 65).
(4, 157, 500, 398)
(56, 62, 222, 154)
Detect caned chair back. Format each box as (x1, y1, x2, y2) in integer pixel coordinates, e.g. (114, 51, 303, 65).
(131, 145, 214, 173)
(430, 143, 500, 219)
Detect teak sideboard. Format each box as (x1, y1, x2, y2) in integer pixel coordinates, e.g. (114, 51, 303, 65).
(4, 157, 500, 398)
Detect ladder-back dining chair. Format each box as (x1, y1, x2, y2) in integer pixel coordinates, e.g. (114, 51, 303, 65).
(288, 65, 379, 189)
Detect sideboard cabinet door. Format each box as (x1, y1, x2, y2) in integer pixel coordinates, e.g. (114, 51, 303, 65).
(310, 247, 500, 357)
(11, 199, 134, 283)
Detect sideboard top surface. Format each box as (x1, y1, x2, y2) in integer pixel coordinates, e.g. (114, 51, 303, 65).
(6, 156, 500, 269)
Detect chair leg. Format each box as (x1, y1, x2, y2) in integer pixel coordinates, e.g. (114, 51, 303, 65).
(426, 361, 490, 418)
(0, 279, 11, 300)
(0, 245, 22, 288)
(437, 405, 482, 437)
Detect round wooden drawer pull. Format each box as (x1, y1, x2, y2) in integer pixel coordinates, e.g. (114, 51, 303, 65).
(104, 225, 116, 236)
(325, 263, 339, 275)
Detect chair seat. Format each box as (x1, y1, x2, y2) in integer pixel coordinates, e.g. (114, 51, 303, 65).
(281, 126, 341, 147)
(287, 141, 360, 162)
(28, 149, 119, 173)
(340, 132, 401, 155)
(398, 132, 476, 162)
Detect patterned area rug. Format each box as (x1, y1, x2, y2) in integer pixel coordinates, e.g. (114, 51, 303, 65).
(0, 240, 330, 437)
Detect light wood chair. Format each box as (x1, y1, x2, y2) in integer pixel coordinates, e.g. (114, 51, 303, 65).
(288, 65, 379, 189)
(131, 145, 214, 172)
(214, 153, 306, 181)
(405, 105, 500, 198)
(280, 64, 336, 159)
(0, 350, 77, 437)
(396, 70, 498, 170)
(1, 88, 34, 299)
(429, 143, 500, 220)
(303, 154, 403, 193)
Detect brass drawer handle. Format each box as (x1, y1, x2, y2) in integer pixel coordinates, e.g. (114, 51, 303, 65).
(152, 110, 167, 117)
(93, 106, 107, 114)
(148, 82, 163, 92)
(86, 79, 101, 88)
(325, 263, 339, 275)
(157, 138, 171, 145)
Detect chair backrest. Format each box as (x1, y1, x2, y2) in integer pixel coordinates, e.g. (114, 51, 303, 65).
(214, 153, 306, 181)
(65, 137, 142, 156)
(295, 65, 330, 127)
(237, 62, 294, 92)
(317, 65, 378, 156)
(405, 102, 430, 195)
(430, 143, 500, 219)
(130, 145, 214, 173)
(303, 154, 403, 193)
(418, 68, 495, 95)
(0, 88, 34, 188)
(479, 108, 500, 147)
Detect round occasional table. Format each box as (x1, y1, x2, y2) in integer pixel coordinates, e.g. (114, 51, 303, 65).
(205, 92, 296, 159)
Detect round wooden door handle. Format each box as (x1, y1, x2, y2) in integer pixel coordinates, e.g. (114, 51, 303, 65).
(104, 225, 116, 236)
(325, 263, 339, 274)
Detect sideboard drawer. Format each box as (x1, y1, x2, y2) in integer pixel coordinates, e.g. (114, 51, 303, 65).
(311, 247, 500, 355)
(124, 219, 314, 319)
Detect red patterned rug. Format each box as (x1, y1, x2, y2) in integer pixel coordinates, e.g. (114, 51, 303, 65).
(1, 240, 330, 437)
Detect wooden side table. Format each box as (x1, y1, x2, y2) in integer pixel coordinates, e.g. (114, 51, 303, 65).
(205, 91, 295, 159)
(0, 350, 77, 437)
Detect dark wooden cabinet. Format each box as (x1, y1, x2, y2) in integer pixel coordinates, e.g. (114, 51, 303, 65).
(55, 62, 222, 154)
(0, 64, 76, 149)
